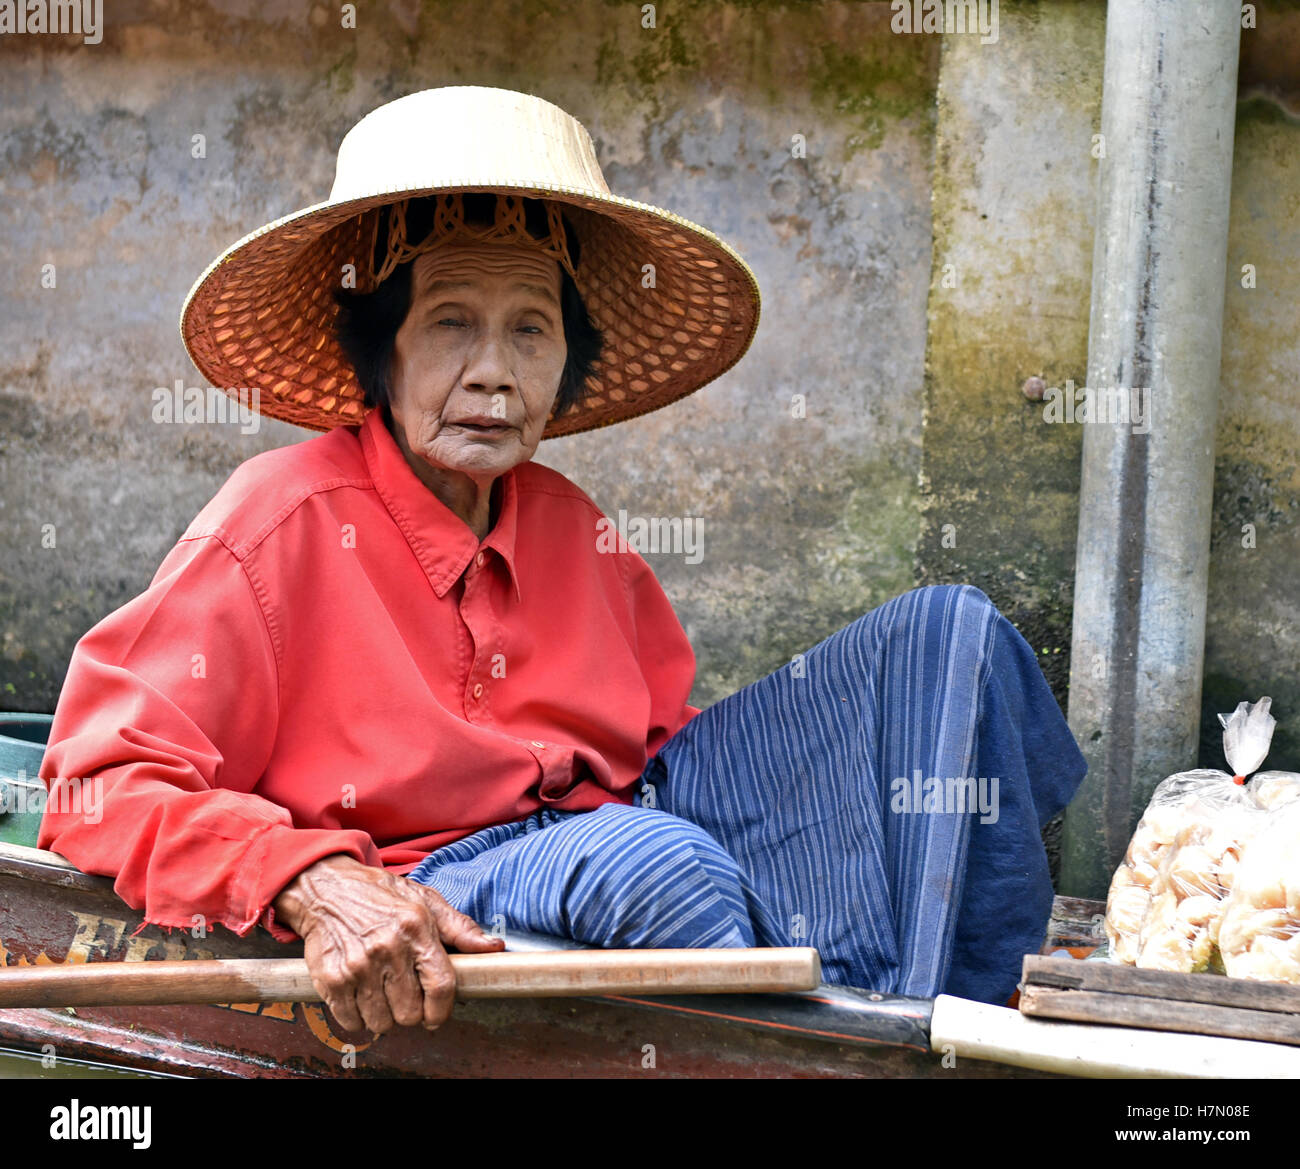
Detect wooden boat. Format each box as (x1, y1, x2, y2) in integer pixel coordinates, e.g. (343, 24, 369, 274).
(0, 711, 1094, 1078)
(0, 837, 1109, 1079)
(29, 713, 1253, 1078)
(7, 738, 1299, 1078)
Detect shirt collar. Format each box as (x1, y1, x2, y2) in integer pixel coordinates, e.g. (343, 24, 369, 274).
(358, 407, 522, 603)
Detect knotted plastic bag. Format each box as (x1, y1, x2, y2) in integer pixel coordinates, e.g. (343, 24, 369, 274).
(1105, 698, 1300, 971)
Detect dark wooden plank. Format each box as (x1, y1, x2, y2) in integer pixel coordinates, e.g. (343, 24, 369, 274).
(1023, 954, 1300, 1015)
(1020, 985, 1300, 1046)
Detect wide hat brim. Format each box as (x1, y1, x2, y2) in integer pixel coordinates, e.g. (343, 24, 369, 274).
(179, 87, 762, 439)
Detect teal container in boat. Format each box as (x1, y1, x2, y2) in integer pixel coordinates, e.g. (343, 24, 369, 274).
(0, 713, 54, 848)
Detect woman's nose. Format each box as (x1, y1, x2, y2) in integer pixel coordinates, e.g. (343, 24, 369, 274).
(461, 328, 516, 392)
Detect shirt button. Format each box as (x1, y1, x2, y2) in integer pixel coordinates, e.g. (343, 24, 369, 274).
(472, 683, 484, 699)
(475, 551, 486, 568)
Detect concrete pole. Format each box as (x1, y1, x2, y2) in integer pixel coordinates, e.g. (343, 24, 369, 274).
(1060, 0, 1241, 899)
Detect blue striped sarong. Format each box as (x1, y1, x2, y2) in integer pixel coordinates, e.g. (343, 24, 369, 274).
(407, 585, 1086, 1005)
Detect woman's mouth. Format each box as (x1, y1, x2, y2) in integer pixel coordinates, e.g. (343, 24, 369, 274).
(450, 420, 513, 436)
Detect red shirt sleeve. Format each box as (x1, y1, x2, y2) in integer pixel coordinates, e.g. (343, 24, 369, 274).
(37, 533, 381, 941)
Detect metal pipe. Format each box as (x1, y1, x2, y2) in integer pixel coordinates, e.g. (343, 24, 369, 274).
(1060, 0, 1241, 899)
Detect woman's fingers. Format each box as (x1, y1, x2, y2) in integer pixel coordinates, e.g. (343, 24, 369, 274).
(353, 971, 398, 1035)
(382, 942, 434, 1029)
(411, 940, 459, 1030)
(304, 939, 367, 1033)
(322, 986, 366, 1034)
(417, 886, 506, 953)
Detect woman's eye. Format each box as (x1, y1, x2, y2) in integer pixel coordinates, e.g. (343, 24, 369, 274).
(432, 318, 546, 333)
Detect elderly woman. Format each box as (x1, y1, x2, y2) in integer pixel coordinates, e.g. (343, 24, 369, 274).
(39, 87, 1085, 1038)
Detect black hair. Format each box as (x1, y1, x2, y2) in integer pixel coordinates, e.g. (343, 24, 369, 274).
(332, 193, 603, 422)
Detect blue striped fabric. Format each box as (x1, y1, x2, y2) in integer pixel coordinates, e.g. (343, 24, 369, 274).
(407, 803, 778, 949)
(407, 585, 1086, 1004)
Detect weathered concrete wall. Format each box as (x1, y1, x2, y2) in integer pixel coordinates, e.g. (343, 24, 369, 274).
(5, 0, 1300, 794)
(916, 1, 1103, 711)
(1205, 90, 1300, 770)
(918, 1, 1300, 774)
(914, 0, 1104, 881)
(0, 0, 936, 712)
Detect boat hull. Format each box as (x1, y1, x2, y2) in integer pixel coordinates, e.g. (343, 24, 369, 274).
(0, 843, 1063, 1078)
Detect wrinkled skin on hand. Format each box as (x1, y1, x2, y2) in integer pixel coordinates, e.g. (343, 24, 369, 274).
(272, 854, 505, 1034)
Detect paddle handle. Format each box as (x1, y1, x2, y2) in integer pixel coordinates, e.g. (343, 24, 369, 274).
(0, 947, 820, 1008)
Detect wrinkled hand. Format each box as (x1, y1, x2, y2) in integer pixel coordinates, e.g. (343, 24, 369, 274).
(272, 854, 504, 1035)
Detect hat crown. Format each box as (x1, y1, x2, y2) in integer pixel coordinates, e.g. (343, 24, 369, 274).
(328, 86, 612, 205)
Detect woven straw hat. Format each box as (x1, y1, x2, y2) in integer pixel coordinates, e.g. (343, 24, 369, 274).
(179, 86, 762, 439)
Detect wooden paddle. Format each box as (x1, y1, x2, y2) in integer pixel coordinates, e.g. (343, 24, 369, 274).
(0, 947, 821, 1008)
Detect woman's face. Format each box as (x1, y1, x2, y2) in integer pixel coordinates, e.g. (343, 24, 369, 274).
(387, 239, 567, 483)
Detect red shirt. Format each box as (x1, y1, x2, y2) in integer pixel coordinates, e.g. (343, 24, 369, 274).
(38, 407, 700, 941)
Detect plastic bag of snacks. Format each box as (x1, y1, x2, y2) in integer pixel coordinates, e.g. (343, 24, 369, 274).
(1218, 800, 1300, 984)
(1108, 772, 1260, 971)
(1246, 770, 1300, 812)
(1105, 698, 1300, 971)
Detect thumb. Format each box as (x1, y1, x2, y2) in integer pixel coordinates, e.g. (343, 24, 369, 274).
(420, 890, 506, 952)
